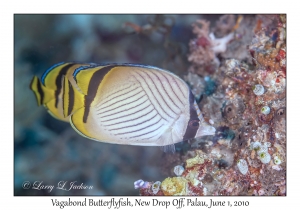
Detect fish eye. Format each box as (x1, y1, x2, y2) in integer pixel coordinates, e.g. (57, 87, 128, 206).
(189, 120, 199, 127)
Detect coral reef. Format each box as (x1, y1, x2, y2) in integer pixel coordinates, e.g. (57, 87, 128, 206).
(138, 14, 286, 196)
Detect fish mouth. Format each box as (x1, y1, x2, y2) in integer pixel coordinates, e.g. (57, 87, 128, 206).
(195, 122, 216, 137)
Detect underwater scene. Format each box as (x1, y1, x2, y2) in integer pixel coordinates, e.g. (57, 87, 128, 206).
(14, 14, 286, 196)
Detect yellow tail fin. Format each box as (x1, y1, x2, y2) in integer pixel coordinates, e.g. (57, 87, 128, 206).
(62, 76, 84, 118)
(30, 76, 54, 106)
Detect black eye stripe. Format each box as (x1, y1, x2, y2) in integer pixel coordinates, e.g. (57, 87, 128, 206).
(189, 119, 199, 127)
(192, 121, 199, 126)
(183, 91, 199, 140)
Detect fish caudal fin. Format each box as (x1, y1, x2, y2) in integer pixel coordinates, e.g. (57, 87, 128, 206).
(62, 76, 84, 118)
(30, 76, 55, 106)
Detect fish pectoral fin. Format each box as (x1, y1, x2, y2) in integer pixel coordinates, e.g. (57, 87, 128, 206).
(30, 76, 54, 106)
(157, 125, 177, 153)
(62, 75, 84, 118)
(159, 122, 183, 153)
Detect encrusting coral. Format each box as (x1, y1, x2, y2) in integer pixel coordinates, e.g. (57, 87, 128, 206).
(138, 14, 286, 196)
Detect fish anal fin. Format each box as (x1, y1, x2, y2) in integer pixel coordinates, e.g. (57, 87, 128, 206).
(44, 101, 69, 122)
(70, 107, 93, 140)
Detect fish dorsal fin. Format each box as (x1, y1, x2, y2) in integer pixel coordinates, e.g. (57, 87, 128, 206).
(62, 76, 84, 118)
(30, 76, 55, 106)
(73, 65, 108, 95)
(41, 62, 71, 89)
(64, 63, 94, 93)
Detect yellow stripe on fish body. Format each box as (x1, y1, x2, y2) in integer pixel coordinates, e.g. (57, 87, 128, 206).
(30, 62, 93, 122)
(64, 64, 215, 148)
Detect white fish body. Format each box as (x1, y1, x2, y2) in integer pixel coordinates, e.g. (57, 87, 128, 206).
(63, 64, 215, 148)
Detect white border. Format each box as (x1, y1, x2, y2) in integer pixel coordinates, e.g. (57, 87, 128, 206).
(3, 0, 297, 209)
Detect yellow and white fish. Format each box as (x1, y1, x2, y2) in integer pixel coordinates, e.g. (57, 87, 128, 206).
(30, 62, 94, 122)
(63, 63, 215, 152)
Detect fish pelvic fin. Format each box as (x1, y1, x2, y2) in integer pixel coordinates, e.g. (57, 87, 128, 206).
(62, 75, 84, 118)
(160, 144, 176, 153)
(196, 122, 216, 137)
(30, 76, 55, 106)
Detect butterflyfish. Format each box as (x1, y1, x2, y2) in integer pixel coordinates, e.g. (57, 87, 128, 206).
(30, 62, 94, 122)
(63, 63, 215, 152)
